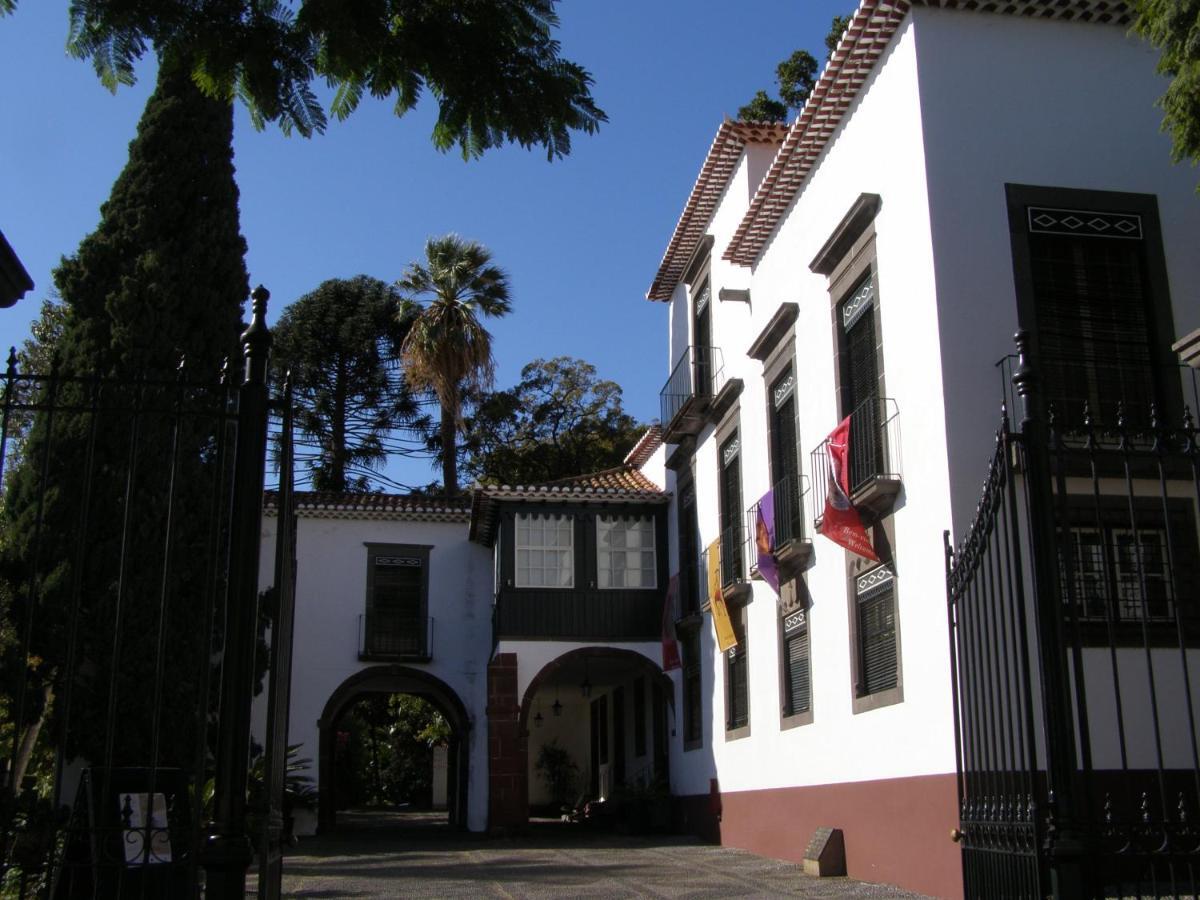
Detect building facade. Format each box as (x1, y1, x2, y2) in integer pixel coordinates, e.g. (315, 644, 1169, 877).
(646, 2, 1200, 897)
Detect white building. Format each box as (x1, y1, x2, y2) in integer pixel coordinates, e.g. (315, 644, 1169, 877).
(644, 1, 1200, 897)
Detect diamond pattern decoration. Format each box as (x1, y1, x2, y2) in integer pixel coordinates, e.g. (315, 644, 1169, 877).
(1027, 206, 1142, 239)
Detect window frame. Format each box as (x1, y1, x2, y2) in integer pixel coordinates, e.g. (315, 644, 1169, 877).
(681, 627, 703, 751)
(779, 578, 814, 729)
(363, 542, 432, 659)
(596, 515, 657, 590)
(514, 512, 575, 589)
(724, 606, 750, 740)
(849, 561, 903, 714)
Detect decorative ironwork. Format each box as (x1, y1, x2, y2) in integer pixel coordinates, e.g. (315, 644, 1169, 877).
(1027, 206, 1143, 240)
(841, 274, 875, 330)
(947, 332, 1200, 898)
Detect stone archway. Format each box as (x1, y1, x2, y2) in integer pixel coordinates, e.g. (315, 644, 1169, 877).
(317, 664, 470, 833)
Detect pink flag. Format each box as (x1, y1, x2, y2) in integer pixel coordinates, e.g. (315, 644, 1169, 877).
(818, 417, 880, 562)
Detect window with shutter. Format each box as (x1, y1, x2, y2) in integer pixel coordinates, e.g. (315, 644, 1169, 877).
(693, 279, 713, 398)
(840, 274, 883, 493)
(725, 612, 749, 734)
(1029, 216, 1157, 427)
(678, 480, 701, 615)
(782, 608, 811, 717)
(682, 630, 703, 748)
(856, 565, 898, 697)
(769, 367, 802, 546)
(364, 544, 430, 659)
(719, 432, 744, 585)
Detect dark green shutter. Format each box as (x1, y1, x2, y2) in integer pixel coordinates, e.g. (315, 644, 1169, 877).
(785, 629, 811, 715)
(858, 579, 897, 695)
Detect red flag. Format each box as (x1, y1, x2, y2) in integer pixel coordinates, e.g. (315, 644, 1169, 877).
(818, 416, 880, 562)
(662, 574, 682, 671)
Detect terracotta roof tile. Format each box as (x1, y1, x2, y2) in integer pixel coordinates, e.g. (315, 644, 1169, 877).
(264, 490, 471, 521)
(623, 425, 663, 469)
(722, 0, 1130, 267)
(646, 120, 791, 301)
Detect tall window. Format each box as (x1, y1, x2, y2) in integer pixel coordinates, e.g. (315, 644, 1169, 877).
(633, 676, 647, 757)
(782, 607, 811, 717)
(839, 273, 884, 492)
(678, 480, 701, 614)
(364, 544, 429, 658)
(768, 366, 802, 546)
(719, 432, 744, 585)
(725, 611, 749, 733)
(693, 278, 713, 398)
(682, 629, 702, 749)
(597, 516, 656, 589)
(856, 565, 898, 697)
(1027, 209, 1158, 426)
(515, 514, 574, 587)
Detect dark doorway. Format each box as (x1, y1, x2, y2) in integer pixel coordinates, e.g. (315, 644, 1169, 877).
(589, 695, 608, 798)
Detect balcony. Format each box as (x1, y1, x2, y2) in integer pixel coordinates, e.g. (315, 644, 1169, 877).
(746, 473, 813, 579)
(660, 345, 727, 442)
(810, 394, 902, 524)
(358, 613, 433, 662)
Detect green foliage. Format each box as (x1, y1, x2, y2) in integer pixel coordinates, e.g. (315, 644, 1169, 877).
(776, 50, 818, 111)
(461, 356, 643, 486)
(1132, 0, 1200, 181)
(13, 0, 606, 156)
(271, 276, 428, 492)
(334, 694, 449, 809)
(737, 10, 853, 122)
(534, 739, 578, 806)
(0, 56, 249, 779)
(826, 14, 851, 59)
(736, 90, 789, 123)
(397, 235, 512, 495)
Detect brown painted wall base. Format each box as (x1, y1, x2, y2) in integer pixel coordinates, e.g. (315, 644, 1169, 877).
(674, 773, 962, 899)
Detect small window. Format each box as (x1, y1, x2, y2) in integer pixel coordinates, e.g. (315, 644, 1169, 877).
(363, 544, 430, 659)
(515, 513, 574, 588)
(597, 516, 656, 589)
(782, 608, 811, 717)
(725, 612, 749, 735)
(856, 565, 898, 697)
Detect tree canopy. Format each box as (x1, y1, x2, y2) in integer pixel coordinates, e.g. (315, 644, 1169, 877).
(397, 235, 512, 495)
(460, 356, 643, 486)
(1132, 0, 1200, 181)
(0, 56, 250, 781)
(737, 13, 852, 123)
(271, 276, 428, 493)
(1, 0, 606, 156)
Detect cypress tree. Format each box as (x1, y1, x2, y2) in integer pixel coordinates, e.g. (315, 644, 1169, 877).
(1, 54, 250, 789)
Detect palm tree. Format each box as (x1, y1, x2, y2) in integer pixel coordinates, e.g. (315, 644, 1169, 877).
(397, 235, 512, 495)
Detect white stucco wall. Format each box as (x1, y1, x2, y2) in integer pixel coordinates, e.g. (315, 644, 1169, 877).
(667, 16, 957, 799)
(260, 512, 493, 832)
(913, 8, 1200, 534)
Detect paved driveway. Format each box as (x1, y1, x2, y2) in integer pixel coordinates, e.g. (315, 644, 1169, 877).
(273, 829, 933, 899)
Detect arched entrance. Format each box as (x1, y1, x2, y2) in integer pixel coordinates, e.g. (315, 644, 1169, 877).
(519, 648, 674, 823)
(317, 665, 470, 833)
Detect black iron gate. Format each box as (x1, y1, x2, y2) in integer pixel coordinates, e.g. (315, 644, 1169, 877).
(947, 332, 1200, 898)
(0, 287, 296, 900)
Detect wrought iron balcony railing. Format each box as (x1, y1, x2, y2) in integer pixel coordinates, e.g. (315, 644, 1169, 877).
(358, 613, 432, 661)
(746, 473, 813, 575)
(659, 345, 725, 439)
(810, 394, 901, 522)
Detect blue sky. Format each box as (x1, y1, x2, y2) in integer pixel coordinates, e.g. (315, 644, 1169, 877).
(0, 1, 854, 487)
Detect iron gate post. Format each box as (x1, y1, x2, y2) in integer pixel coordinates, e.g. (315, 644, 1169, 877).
(1011, 331, 1088, 898)
(203, 286, 273, 900)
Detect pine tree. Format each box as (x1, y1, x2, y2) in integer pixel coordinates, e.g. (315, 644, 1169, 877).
(0, 53, 250, 787)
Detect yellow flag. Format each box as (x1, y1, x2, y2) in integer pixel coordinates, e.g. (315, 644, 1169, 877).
(706, 538, 738, 652)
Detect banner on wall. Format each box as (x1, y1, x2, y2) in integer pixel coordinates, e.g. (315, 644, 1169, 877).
(705, 538, 738, 652)
(661, 574, 681, 671)
(818, 416, 880, 562)
(755, 488, 780, 595)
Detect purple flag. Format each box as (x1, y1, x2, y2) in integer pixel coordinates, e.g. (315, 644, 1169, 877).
(756, 488, 781, 595)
